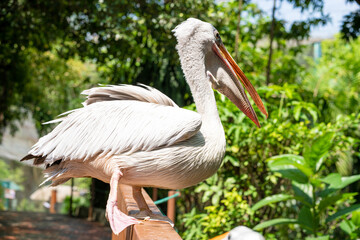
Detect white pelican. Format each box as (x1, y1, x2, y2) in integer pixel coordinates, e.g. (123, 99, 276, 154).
(22, 18, 267, 234)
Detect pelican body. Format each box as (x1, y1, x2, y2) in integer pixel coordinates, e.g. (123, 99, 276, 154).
(22, 18, 267, 234)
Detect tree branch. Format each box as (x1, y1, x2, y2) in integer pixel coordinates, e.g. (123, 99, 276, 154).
(266, 0, 277, 85)
(235, 0, 244, 62)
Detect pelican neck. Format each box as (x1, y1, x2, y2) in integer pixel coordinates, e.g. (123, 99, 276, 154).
(177, 45, 222, 126)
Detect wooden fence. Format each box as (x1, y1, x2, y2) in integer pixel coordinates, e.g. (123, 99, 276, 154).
(111, 184, 182, 240)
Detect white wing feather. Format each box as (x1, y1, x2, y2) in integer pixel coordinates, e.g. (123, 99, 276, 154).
(82, 84, 178, 107)
(28, 100, 201, 165)
(43, 84, 177, 125)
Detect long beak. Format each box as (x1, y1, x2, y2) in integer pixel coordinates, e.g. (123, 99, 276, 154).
(212, 43, 268, 127)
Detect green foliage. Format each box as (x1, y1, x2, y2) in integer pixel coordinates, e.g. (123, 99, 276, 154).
(304, 36, 360, 123)
(339, 210, 360, 239)
(341, 9, 360, 40)
(61, 195, 90, 216)
(180, 85, 360, 239)
(0, 159, 24, 210)
(254, 218, 298, 231)
(0, 0, 82, 139)
(16, 198, 45, 212)
(62, 178, 92, 191)
(0, 159, 24, 185)
(252, 133, 360, 238)
(180, 66, 360, 239)
(0, 45, 101, 137)
(23, 49, 102, 134)
(182, 187, 251, 240)
(251, 194, 293, 212)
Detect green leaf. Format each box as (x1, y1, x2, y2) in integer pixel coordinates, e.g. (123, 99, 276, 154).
(351, 210, 360, 226)
(298, 206, 315, 233)
(292, 101, 319, 123)
(340, 219, 356, 235)
(274, 168, 308, 183)
(326, 204, 360, 222)
(267, 154, 313, 177)
(253, 218, 297, 231)
(305, 236, 329, 240)
(292, 182, 313, 206)
(212, 193, 220, 206)
(303, 132, 335, 172)
(294, 105, 302, 121)
(320, 173, 342, 188)
(318, 193, 357, 213)
(194, 184, 208, 193)
(304, 103, 319, 123)
(251, 194, 293, 212)
(321, 173, 360, 189)
(267, 155, 312, 183)
(224, 155, 240, 167)
(339, 174, 360, 189)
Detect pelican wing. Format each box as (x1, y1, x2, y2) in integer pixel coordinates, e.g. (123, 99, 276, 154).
(82, 84, 178, 107)
(23, 100, 201, 166)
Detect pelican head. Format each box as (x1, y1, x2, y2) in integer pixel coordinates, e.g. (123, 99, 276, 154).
(173, 18, 267, 127)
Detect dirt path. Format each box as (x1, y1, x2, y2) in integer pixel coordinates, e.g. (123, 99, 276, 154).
(0, 211, 112, 240)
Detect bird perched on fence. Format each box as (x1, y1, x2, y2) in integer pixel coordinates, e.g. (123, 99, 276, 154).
(22, 18, 267, 234)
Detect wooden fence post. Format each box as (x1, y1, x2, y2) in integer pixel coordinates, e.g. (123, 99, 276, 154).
(167, 190, 176, 223)
(112, 184, 182, 240)
(50, 189, 57, 214)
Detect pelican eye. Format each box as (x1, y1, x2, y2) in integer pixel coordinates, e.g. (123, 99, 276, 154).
(214, 30, 222, 45)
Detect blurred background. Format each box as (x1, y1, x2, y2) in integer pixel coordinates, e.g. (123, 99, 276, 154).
(0, 0, 360, 239)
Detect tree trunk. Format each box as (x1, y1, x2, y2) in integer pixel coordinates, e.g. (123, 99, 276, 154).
(266, 0, 277, 85)
(235, 0, 244, 62)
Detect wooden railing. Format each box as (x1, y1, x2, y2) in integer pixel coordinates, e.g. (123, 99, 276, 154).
(112, 184, 182, 240)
